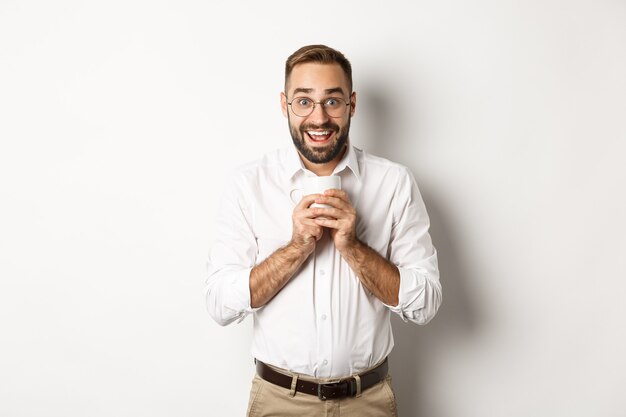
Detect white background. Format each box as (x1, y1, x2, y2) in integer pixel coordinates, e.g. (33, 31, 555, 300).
(1, 1, 625, 416)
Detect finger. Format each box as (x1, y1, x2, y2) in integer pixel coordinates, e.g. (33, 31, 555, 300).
(323, 188, 350, 202)
(300, 218, 323, 228)
(295, 208, 323, 221)
(295, 217, 324, 233)
(314, 217, 340, 229)
(311, 206, 343, 219)
(314, 195, 352, 211)
(313, 227, 324, 241)
(295, 194, 321, 211)
(303, 226, 324, 242)
(296, 227, 322, 245)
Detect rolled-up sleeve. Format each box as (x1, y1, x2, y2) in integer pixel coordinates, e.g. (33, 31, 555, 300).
(385, 168, 442, 324)
(205, 173, 259, 326)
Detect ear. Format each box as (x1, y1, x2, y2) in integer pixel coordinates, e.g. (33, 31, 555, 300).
(280, 92, 288, 118)
(349, 91, 356, 117)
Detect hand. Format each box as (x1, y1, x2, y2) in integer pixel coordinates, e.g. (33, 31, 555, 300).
(290, 194, 324, 255)
(311, 189, 358, 253)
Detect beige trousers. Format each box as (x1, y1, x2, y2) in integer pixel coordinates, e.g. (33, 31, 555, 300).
(246, 369, 398, 417)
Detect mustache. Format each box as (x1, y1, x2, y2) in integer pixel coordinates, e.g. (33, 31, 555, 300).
(300, 122, 339, 131)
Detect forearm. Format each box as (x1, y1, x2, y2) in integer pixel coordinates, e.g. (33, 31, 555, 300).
(250, 242, 311, 308)
(340, 240, 400, 306)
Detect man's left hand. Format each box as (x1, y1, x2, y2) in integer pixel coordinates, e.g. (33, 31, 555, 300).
(312, 189, 358, 253)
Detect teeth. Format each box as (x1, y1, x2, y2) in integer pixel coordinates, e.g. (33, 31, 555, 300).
(308, 131, 330, 136)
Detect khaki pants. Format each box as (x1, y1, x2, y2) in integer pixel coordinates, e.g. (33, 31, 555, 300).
(246, 371, 398, 417)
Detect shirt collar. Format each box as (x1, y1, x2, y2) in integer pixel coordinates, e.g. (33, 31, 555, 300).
(284, 146, 307, 181)
(283, 143, 361, 182)
(333, 143, 361, 181)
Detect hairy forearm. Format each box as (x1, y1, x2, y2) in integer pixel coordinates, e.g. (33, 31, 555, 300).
(249, 242, 311, 308)
(340, 240, 400, 306)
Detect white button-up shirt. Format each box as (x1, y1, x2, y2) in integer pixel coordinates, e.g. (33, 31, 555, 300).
(206, 144, 441, 378)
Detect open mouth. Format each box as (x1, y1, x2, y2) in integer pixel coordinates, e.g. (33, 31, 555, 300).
(305, 130, 334, 145)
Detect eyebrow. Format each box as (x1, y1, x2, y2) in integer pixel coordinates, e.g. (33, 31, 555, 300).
(324, 87, 345, 95)
(291, 87, 346, 96)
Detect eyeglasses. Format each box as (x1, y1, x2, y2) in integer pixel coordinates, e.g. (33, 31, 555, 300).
(287, 96, 351, 118)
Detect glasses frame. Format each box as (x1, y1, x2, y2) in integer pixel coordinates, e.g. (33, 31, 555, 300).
(286, 96, 351, 118)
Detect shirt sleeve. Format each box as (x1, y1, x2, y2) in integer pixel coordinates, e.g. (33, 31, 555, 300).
(384, 167, 442, 324)
(205, 172, 260, 326)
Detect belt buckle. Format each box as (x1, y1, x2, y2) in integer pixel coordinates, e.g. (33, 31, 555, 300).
(318, 382, 339, 401)
(317, 380, 355, 401)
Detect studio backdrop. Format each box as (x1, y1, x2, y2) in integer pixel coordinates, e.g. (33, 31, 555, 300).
(1, 1, 625, 416)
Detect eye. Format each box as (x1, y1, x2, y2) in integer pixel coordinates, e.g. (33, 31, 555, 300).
(324, 98, 340, 107)
(296, 98, 312, 107)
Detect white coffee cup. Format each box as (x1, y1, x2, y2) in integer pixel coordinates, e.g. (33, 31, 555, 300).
(303, 175, 341, 208)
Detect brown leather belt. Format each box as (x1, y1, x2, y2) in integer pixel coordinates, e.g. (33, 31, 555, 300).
(255, 358, 388, 401)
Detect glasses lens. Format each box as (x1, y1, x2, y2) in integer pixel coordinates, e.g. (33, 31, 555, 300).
(323, 98, 347, 118)
(291, 97, 314, 117)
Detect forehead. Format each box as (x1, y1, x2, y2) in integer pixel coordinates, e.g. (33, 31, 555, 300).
(287, 62, 350, 96)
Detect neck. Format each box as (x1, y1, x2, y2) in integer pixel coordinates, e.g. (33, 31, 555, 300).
(299, 145, 348, 176)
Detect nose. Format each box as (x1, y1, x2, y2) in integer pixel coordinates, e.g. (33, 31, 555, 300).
(307, 102, 330, 124)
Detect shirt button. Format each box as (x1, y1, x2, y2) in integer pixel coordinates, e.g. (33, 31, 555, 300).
(321, 314, 327, 320)
(320, 270, 326, 275)
(323, 360, 328, 366)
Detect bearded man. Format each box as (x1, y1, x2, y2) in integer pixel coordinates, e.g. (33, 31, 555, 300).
(206, 44, 442, 417)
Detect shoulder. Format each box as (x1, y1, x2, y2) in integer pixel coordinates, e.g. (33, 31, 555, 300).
(357, 147, 413, 181)
(232, 148, 283, 173)
(229, 148, 287, 183)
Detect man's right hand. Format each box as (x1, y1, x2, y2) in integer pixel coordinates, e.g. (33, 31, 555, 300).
(290, 194, 324, 255)
(249, 194, 324, 308)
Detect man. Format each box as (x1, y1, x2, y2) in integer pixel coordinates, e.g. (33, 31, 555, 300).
(206, 45, 441, 416)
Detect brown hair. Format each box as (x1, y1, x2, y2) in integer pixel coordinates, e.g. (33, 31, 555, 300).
(285, 44, 353, 92)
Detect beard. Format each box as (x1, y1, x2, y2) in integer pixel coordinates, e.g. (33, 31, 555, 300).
(288, 117, 351, 164)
